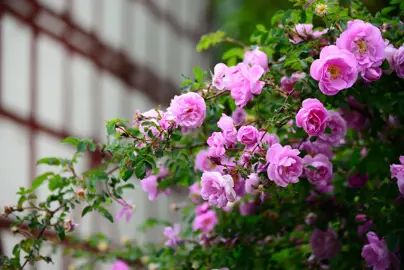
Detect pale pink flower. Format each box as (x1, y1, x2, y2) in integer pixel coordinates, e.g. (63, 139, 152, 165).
(218, 114, 237, 147)
(195, 149, 215, 172)
(201, 172, 236, 208)
(212, 63, 228, 90)
(115, 199, 135, 223)
(170, 92, 206, 128)
(207, 132, 226, 158)
(141, 175, 171, 201)
(163, 224, 181, 248)
(193, 210, 218, 233)
(361, 232, 390, 270)
(111, 260, 129, 270)
(243, 47, 269, 71)
(237, 125, 259, 147)
(303, 154, 333, 186)
(290, 24, 328, 44)
(296, 98, 328, 136)
(266, 144, 303, 187)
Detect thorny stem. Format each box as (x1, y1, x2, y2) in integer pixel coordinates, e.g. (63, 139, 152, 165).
(205, 89, 229, 100)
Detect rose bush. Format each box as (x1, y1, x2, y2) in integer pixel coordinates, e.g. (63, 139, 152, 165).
(1, 0, 404, 269)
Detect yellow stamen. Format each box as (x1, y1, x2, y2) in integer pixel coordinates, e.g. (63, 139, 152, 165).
(328, 65, 341, 80)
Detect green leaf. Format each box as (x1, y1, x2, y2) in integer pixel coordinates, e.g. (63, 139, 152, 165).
(106, 122, 116, 135)
(381, 6, 396, 15)
(95, 206, 114, 223)
(196, 31, 226, 52)
(135, 161, 147, 179)
(222, 47, 245, 61)
(306, 165, 318, 171)
(37, 157, 62, 166)
(77, 141, 88, 153)
(120, 169, 134, 181)
(193, 66, 204, 82)
(81, 206, 93, 217)
(61, 137, 80, 146)
(27, 172, 54, 193)
(386, 234, 400, 252)
(171, 133, 182, 141)
(271, 10, 284, 26)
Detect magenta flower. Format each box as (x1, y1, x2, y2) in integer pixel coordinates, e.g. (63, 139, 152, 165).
(239, 200, 255, 216)
(280, 72, 305, 94)
(245, 173, 260, 195)
(310, 228, 341, 259)
(393, 46, 404, 78)
(390, 156, 404, 195)
(243, 47, 269, 71)
(300, 139, 333, 159)
(163, 224, 181, 248)
(193, 209, 218, 233)
(201, 172, 236, 208)
(232, 107, 247, 125)
(361, 67, 382, 83)
(303, 154, 333, 186)
(310, 45, 358, 95)
(212, 63, 228, 90)
(207, 132, 226, 158)
(115, 199, 135, 223)
(170, 92, 206, 128)
(340, 96, 369, 130)
(237, 125, 259, 147)
(218, 114, 237, 147)
(347, 172, 368, 188)
(111, 260, 129, 270)
(319, 110, 347, 145)
(195, 149, 215, 172)
(159, 108, 178, 131)
(141, 175, 170, 201)
(196, 202, 210, 215)
(224, 63, 265, 108)
(290, 24, 328, 44)
(361, 232, 390, 270)
(336, 20, 385, 72)
(266, 144, 303, 187)
(296, 98, 328, 136)
(189, 182, 202, 203)
(358, 220, 373, 238)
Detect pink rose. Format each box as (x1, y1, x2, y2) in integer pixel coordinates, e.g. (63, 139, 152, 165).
(310, 45, 358, 95)
(237, 125, 259, 147)
(319, 110, 347, 145)
(141, 175, 171, 201)
(266, 144, 303, 187)
(336, 20, 385, 72)
(232, 108, 247, 125)
(207, 132, 226, 158)
(218, 114, 237, 147)
(280, 72, 306, 94)
(195, 149, 215, 172)
(243, 47, 269, 71)
(239, 200, 256, 216)
(391, 156, 404, 195)
(170, 92, 206, 128)
(296, 98, 328, 136)
(393, 46, 404, 78)
(384, 42, 397, 74)
(201, 171, 236, 208)
(347, 172, 368, 189)
(303, 154, 333, 186)
(224, 63, 265, 108)
(193, 209, 218, 233)
(361, 232, 390, 270)
(361, 67, 382, 83)
(290, 24, 328, 44)
(310, 228, 341, 259)
(212, 63, 228, 90)
(300, 139, 334, 159)
(245, 173, 260, 194)
(163, 224, 181, 248)
(111, 260, 129, 270)
(189, 182, 202, 203)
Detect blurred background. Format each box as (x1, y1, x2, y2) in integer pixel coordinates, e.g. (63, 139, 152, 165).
(0, 0, 390, 269)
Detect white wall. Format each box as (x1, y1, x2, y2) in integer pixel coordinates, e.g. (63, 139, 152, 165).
(0, 0, 210, 269)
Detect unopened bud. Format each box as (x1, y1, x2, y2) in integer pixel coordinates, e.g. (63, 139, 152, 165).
(75, 189, 86, 199)
(140, 256, 150, 265)
(97, 241, 108, 252)
(315, 4, 328, 17)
